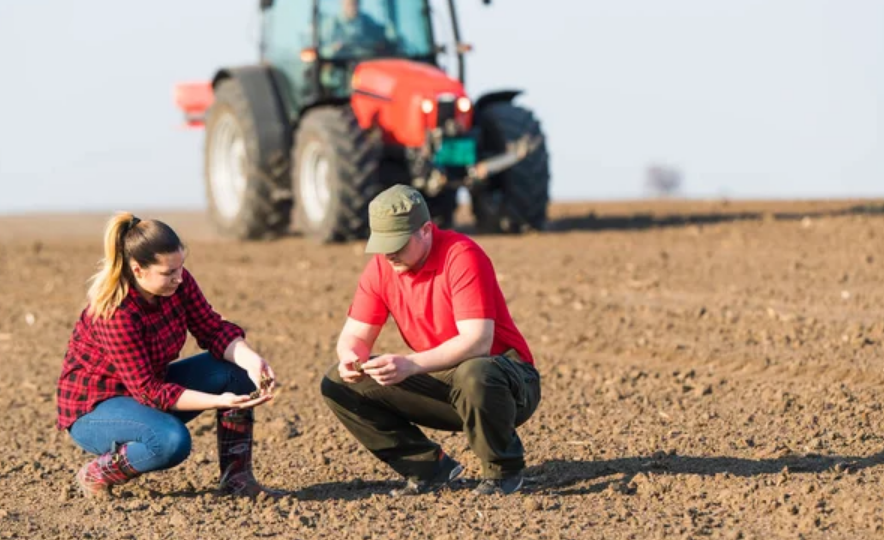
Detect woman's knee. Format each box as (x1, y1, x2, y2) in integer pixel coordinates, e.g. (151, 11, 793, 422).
(147, 419, 192, 469)
(184, 354, 256, 396)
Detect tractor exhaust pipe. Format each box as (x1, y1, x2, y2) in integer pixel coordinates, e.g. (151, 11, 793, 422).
(467, 133, 542, 183)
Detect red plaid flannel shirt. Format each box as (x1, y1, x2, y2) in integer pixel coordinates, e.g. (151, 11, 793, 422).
(56, 268, 245, 430)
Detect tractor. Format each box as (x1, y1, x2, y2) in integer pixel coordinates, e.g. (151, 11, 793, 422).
(173, 0, 550, 243)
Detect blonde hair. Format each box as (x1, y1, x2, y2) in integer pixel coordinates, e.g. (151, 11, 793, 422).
(86, 211, 183, 320)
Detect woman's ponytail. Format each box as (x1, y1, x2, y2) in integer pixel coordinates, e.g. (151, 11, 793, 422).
(86, 212, 138, 320)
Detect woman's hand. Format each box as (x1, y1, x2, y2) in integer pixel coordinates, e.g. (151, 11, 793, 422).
(224, 338, 277, 397)
(245, 357, 276, 398)
(215, 391, 272, 410)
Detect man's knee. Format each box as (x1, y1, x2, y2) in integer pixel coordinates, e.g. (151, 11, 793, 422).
(451, 357, 505, 402)
(320, 362, 345, 401)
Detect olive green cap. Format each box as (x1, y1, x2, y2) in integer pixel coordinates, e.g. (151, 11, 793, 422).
(364, 184, 430, 254)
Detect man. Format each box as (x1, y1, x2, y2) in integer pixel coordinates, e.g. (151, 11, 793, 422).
(320, 184, 541, 496)
(319, 0, 393, 58)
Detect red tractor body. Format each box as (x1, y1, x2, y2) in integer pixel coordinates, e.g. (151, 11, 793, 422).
(350, 60, 473, 147)
(176, 59, 474, 148)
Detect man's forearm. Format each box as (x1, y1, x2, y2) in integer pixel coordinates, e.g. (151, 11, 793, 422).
(407, 335, 491, 374)
(337, 334, 372, 363)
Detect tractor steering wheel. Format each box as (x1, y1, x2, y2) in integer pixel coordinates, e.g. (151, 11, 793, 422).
(331, 39, 394, 59)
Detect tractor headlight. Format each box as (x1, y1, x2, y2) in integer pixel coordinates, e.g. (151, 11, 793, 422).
(421, 99, 435, 114)
(456, 97, 471, 113)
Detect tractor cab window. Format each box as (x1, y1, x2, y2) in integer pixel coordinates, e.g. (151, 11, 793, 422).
(317, 0, 434, 60)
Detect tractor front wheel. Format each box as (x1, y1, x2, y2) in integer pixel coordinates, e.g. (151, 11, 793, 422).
(292, 106, 384, 243)
(203, 78, 291, 240)
(470, 102, 550, 234)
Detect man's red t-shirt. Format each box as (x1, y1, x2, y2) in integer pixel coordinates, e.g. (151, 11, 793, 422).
(348, 225, 534, 365)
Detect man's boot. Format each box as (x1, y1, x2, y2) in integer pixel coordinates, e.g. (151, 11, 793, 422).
(75, 444, 140, 498)
(216, 409, 282, 498)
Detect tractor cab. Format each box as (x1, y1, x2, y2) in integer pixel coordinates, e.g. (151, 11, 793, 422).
(174, 0, 550, 243)
(263, 0, 455, 110)
(313, 0, 437, 96)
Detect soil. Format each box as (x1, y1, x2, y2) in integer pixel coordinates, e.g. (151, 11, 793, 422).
(2, 198, 884, 539)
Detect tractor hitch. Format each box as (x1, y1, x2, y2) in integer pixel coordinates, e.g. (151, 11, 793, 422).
(466, 133, 543, 185)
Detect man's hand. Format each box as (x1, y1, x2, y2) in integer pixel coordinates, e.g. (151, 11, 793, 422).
(338, 345, 368, 384)
(335, 318, 382, 383)
(338, 356, 366, 384)
(362, 354, 418, 386)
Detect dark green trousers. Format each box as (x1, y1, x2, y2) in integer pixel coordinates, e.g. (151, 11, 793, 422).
(320, 350, 541, 480)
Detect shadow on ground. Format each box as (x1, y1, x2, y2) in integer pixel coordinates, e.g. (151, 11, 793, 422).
(541, 202, 884, 234)
(285, 450, 884, 501)
(529, 450, 884, 496)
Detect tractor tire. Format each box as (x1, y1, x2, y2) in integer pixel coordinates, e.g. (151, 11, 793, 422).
(203, 78, 292, 240)
(292, 106, 384, 243)
(380, 159, 458, 230)
(426, 188, 459, 230)
(469, 102, 550, 234)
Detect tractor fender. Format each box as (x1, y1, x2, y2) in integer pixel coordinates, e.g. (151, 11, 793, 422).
(473, 90, 523, 113)
(211, 66, 291, 170)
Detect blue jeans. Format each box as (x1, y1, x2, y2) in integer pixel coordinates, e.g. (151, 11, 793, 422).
(68, 353, 256, 473)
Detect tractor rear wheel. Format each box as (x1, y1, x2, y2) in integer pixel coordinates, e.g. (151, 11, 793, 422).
(427, 188, 459, 230)
(470, 102, 550, 234)
(203, 78, 291, 240)
(292, 106, 384, 243)
(379, 159, 458, 230)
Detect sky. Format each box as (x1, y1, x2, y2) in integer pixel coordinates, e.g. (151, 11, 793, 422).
(0, 0, 881, 214)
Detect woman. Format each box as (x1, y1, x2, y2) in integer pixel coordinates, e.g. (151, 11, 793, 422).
(56, 212, 279, 498)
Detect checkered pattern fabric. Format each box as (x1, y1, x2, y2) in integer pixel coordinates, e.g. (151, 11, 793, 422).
(56, 268, 245, 430)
